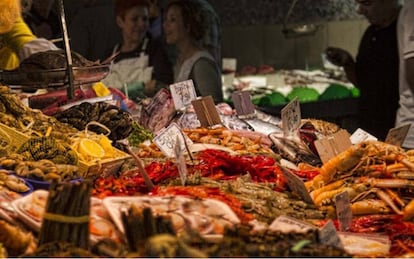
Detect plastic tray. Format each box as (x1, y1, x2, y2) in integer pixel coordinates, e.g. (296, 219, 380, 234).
(103, 195, 241, 241)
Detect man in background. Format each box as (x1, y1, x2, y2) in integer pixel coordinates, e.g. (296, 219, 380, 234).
(396, 0, 414, 149)
(325, 0, 401, 141)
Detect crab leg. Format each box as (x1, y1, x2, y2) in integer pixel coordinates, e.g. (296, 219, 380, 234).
(368, 178, 414, 189)
(375, 188, 403, 215)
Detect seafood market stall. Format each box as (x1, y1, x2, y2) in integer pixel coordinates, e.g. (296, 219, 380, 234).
(0, 75, 413, 258)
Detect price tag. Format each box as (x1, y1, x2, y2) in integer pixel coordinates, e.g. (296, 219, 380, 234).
(222, 58, 237, 73)
(174, 135, 188, 185)
(314, 130, 352, 164)
(350, 128, 378, 145)
(231, 90, 255, 117)
(281, 97, 301, 137)
(170, 79, 198, 110)
(335, 191, 352, 232)
(319, 220, 344, 250)
(385, 124, 411, 147)
(153, 123, 193, 158)
(191, 96, 222, 127)
(269, 215, 317, 234)
(279, 165, 314, 204)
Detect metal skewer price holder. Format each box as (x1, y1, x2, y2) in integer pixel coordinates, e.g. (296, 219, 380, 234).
(57, 0, 75, 100)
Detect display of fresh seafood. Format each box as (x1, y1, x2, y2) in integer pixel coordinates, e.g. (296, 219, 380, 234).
(0, 85, 78, 140)
(182, 175, 326, 224)
(54, 102, 133, 141)
(306, 140, 414, 218)
(17, 136, 78, 165)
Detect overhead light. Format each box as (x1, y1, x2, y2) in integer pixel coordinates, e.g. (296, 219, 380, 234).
(282, 0, 320, 38)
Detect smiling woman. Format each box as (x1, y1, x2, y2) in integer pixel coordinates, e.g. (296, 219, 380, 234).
(101, 0, 173, 98)
(163, 0, 223, 103)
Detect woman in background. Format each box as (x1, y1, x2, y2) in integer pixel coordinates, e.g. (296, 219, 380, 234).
(163, 0, 223, 103)
(103, 0, 173, 99)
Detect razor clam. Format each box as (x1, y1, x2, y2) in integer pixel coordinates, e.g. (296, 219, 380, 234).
(268, 132, 321, 166)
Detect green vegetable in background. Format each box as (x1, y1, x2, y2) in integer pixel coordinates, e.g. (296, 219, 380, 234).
(319, 83, 352, 100)
(287, 87, 320, 102)
(258, 91, 287, 106)
(128, 121, 154, 147)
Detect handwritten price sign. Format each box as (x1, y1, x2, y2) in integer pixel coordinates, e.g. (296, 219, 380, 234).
(281, 97, 301, 137)
(153, 123, 193, 158)
(170, 80, 197, 110)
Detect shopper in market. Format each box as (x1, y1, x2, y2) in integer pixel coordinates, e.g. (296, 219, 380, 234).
(325, 0, 401, 141)
(163, 0, 223, 103)
(396, 0, 414, 149)
(102, 0, 174, 100)
(0, 0, 59, 70)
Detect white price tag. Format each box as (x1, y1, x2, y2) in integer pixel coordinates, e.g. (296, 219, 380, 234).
(153, 123, 193, 158)
(269, 215, 317, 234)
(281, 97, 301, 137)
(170, 79, 198, 110)
(350, 128, 378, 144)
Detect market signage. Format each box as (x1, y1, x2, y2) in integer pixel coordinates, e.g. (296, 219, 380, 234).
(170, 79, 198, 110)
(335, 191, 353, 232)
(279, 165, 314, 204)
(385, 124, 411, 147)
(191, 96, 222, 127)
(231, 90, 255, 117)
(281, 97, 301, 137)
(153, 123, 193, 158)
(314, 129, 352, 164)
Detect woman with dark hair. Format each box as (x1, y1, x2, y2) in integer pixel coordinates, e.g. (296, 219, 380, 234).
(163, 0, 223, 103)
(103, 0, 173, 99)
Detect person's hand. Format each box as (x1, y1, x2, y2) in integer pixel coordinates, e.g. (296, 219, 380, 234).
(325, 47, 354, 67)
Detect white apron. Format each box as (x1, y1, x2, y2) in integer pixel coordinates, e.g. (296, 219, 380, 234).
(102, 38, 153, 90)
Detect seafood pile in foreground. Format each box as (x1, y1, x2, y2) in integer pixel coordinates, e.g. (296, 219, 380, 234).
(306, 140, 414, 219)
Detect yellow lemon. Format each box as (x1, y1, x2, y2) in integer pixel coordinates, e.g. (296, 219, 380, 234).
(98, 135, 115, 157)
(79, 139, 105, 159)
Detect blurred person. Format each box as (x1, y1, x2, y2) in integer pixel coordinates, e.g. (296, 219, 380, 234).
(194, 0, 221, 67)
(396, 0, 414, 149)
(21, 0, 60, 40)
(163, 0, 223, 103)
(102, 0, 174, 99)
(0, 0, 58, 70)
(67, 0, 122, 62)
(325, 0, 401, 141)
